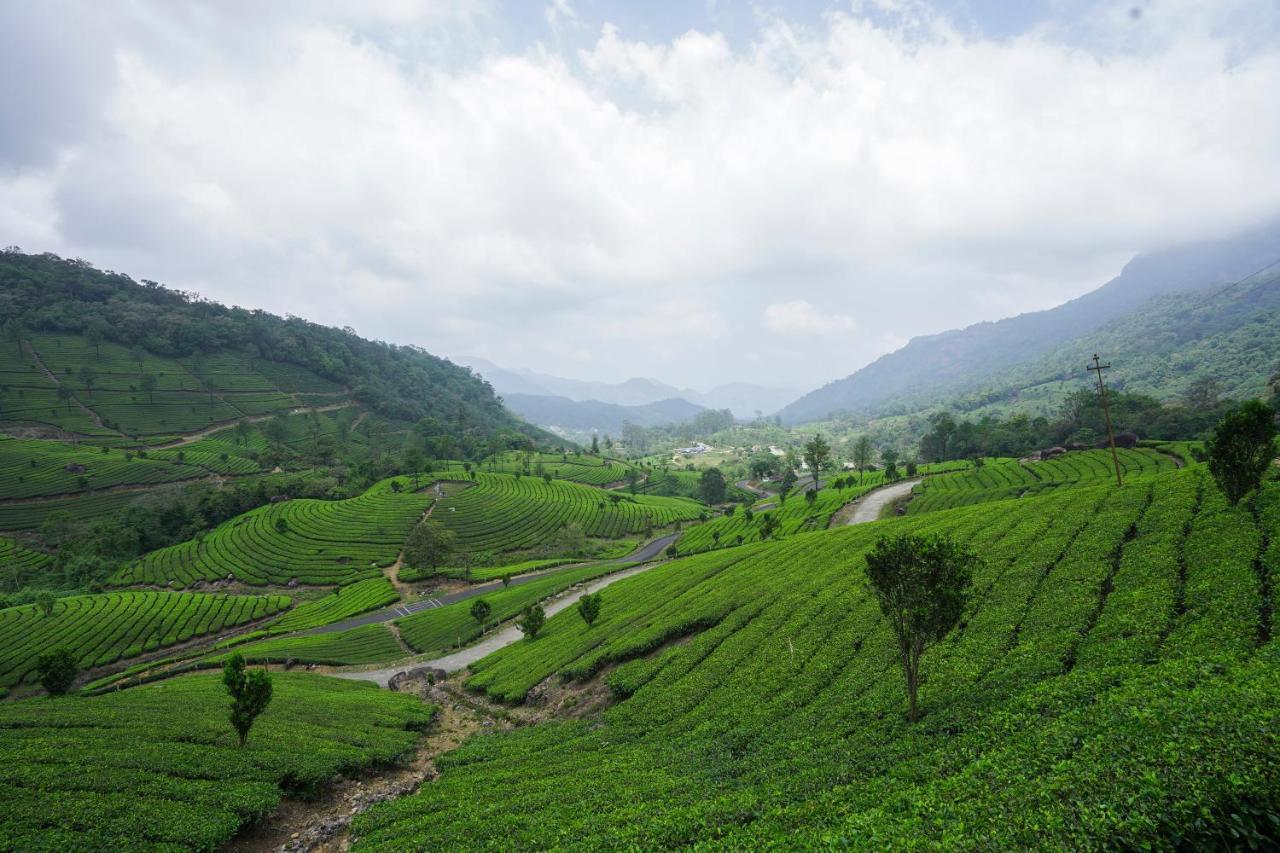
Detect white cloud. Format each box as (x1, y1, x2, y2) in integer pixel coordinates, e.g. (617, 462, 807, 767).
(3, 1, 1280, 388)
(763, 301, 856, 335)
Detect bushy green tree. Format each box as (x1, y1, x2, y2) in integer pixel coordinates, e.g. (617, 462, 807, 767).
(37, 647, 78, 695)
(803, 434, 832, 486)
(404, 520, 456, 574)
(36, 592, 56, 618)
(698, 467, 728, 504)
(222, 652, 273, 747)
(1206, 400, 1278, 505)
(470, 598, 491, 625)
(577, 592, 602, 626)
(518, 605, 546, 639)
(864, 534, 977, 722)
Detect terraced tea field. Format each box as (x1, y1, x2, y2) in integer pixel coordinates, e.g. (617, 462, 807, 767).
(483, 452, 635, 486)
(0, 590, 289, 692)
(434, 473, 704, 554)
(676, 474, 887, 552)
(0, 435, 209, 499)
(217, 623, 405, 667)
(112, 477, 432, 587)
(905, 447, 1178, 515)
(0, 672, 430, 850)
(1, 332, 345, 438)
(0, 536, 53, 587)
(350, 466, 1280, 849)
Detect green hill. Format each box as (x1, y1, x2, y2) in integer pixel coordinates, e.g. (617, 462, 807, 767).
(350, 464, 1280, 849)
(780, 223, 1280, 423)
(0, 250, 546, 449)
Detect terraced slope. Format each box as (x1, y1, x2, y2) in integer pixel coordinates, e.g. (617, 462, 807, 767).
(21, 333, 335, 437)
(0, 672, 431, 850)
(483, 452, 635, 486)
(676, 474, 887, 552)
(351, 467, 1280, 849)
(434, 473, 703, 554)
(112, 477, 432, 587)
(0, 590, 289, 691)
(0, 536, 53, 587)
(0, 434, 209, 499)
(906, 447, 1178, 515)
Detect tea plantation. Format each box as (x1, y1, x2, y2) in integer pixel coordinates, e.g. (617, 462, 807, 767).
(0, 590, 289, 692)
(0, 672, 432, 850)
(433, 472, 704, 553)
(112, 476, 432, 587)
(350, 466, 1280, 849)
(906, 447, 1178, 514)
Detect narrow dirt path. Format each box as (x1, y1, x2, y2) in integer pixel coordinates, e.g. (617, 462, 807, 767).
(834, 478, 922, 525)
(24, 341, 119, 434)
(226, 689, 506, 853)
(385, 499, 438, 599)
(152, 402, 356, 448)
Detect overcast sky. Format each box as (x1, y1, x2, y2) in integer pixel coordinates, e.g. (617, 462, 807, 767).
(3, 0, 1280, 391)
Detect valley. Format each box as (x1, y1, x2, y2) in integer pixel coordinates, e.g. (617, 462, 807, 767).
(2, 175, 1280, 851)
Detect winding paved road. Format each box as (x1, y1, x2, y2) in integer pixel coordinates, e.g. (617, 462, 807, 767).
(334, 561, 662, 685)
(841, 478, 921, 524)
(308, 533, 679, 636)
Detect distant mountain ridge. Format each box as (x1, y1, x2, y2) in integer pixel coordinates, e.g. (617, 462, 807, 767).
(457, 356, 796, 419)
(503, 393, 706, 436)
(778, 220, 1280, 423)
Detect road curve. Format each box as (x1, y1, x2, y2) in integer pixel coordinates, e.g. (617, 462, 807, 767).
(306, 533, 679, 636)
(334, 561, 662, 686)
(842, 478, 921, 525)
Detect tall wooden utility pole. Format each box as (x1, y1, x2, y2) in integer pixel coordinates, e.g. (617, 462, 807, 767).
(1088, 354, 1124, 488)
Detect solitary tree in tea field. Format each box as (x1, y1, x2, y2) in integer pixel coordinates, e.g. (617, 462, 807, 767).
(222, 653, 273, 747)
(864, 533, 976, 722)
(1206, 400, 1277, 505)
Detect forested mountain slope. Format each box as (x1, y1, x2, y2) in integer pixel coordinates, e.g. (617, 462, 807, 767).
(943, 268, 1280, 417)
(779, 221, 1280, 423)
(0, 250, 545, 449)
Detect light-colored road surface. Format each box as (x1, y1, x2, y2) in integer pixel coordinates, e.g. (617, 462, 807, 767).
(842, 478, 921, 524)
(335, 561, 662, 686)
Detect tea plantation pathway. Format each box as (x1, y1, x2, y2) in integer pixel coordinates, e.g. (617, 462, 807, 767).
(310, 533, 679, 639)
(837, 478, 921, 525)
(336, 559, 665, 687)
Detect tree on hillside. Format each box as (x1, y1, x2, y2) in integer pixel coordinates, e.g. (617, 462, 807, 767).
(36, 647, 78, 696)
(404, 520, 456, 574)
(864, 533, 977, 722)
(470, 598, 491, 626)
(591, 434, 599, 454)
(626, 468, 640, 495)
(56, 385, 73, 412)
(749, 453, 778, 481)
(852, 436, 872, 484)
(803, 434, 831, 487)
(758, 513, 780, 540)
(698, 467, 728, 504)
(36, 592, 56, 618)
(518, 605, 546, 639)
(882, 447, 899, 481)
(577, 592, 602, 626)
(779, 468, 797, 505)
(1206, 400, 1278, 505)
(222, 652, 273, 747)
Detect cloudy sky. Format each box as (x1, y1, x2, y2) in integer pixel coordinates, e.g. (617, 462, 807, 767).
(3, 0, 1280, 391)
